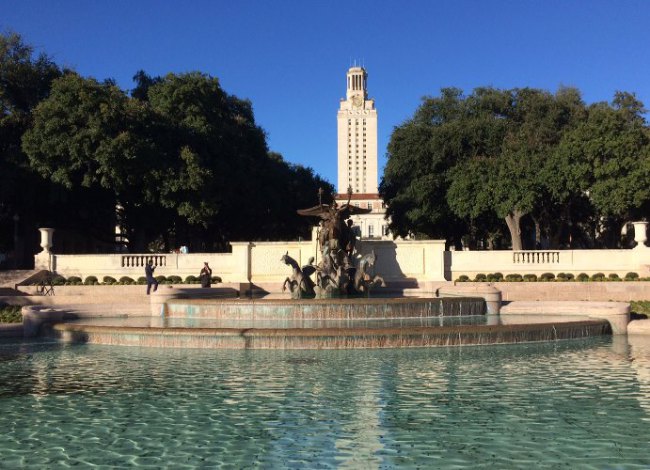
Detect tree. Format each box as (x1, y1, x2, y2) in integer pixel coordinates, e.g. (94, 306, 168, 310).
(24, 70, 334, 251)
(384, 86, 602, 250)
(380, 88, 472, 244)
(0, 33, 53, 260)
(552, 93, 650, 247)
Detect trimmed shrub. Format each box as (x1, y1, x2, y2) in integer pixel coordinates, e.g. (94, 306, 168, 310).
(137, 276, 147, 285)
(84, 276, 98, 285)
(456, 275, 470, 282)
(66, 276, 82, 285)
(556, 272, 571, 282)
(51, 275, 66, 286)
(577, 273, 589, 282)
(505, 274, 523, 282)
(625, 272, 640, 281)
(523, 274, 537, 282)
(485, 272, 503, 282)
(155, 275, 167, 283)
(185, 275, 198, 284)
(168, 275, 183, 284)
(474, 273, 487, 282)
(211, 276, 222, 284)
(0, 305, 22, 323)
(608, 273, 621, 281)
(119, 276, 135, 285)
(540, 273, 555, 282)
(591, 272, 606, 282)
(565, 273, 575, 281)
(103, 276, 117, 285)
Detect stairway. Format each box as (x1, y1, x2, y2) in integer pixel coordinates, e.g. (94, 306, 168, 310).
(0, 269, 38, 289)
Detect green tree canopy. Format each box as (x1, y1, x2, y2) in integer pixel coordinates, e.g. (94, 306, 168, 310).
(382, 86, 650, 249)
(23, 68, 333, 251)
(1, 33, 118, 263)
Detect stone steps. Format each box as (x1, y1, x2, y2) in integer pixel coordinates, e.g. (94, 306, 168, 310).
(0, 269, 38, 288)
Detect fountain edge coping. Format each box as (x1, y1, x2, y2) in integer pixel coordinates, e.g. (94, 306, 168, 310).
(501, 300, 630, 334)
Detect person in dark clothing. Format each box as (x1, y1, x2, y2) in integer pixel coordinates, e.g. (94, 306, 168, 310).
(145, 260, 158, 295)
(200, 262, 212, 288)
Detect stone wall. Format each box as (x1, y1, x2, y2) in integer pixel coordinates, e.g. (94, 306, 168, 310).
(37, 238, 447, 283)
(448, 248, 650, 279)
(494, 282, 650, 302)
(33, 230, 649, 285)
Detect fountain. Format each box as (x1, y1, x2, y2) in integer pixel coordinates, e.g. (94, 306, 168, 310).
(287, 187, 385, 298)
(23, 189, 619, 350)
(8, 193, 637, 468)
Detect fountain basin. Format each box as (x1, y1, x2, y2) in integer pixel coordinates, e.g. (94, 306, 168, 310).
(164, 296, 487, 320)
(46, 316, 610, 349)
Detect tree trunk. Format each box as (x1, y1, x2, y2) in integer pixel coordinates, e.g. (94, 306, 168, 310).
(532, 216, 541, 249)
(505, 210, 523, 251)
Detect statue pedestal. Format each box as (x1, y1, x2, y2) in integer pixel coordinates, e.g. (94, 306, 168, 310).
(35, 228, 55, 271)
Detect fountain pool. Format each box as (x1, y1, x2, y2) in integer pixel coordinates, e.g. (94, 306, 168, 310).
(1, 335, 650, 467)
(34, 295, 613, 349)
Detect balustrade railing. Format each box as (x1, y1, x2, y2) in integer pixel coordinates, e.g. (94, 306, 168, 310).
(121, 255, 167, 268)
(513, 251, 560, 264)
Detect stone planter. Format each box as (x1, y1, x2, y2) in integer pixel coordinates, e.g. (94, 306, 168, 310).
(632, 221, 648, 249)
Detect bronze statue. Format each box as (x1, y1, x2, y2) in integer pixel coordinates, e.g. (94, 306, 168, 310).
(289, 187, 382, 297)
(297, 188, 370, 257)
(281, 252, 315, 299)
(353, 250, 385, 293)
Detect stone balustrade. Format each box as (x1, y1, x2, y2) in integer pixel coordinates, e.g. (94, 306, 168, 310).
(121, 255, 167, 268)
(32, 228, 650, 284)
(513, 250, 560, 264)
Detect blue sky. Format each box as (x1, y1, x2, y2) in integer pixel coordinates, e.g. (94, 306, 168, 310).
(2, 0, 649, 188)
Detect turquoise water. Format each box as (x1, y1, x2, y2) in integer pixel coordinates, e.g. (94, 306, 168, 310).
(1, 337, 650, 468)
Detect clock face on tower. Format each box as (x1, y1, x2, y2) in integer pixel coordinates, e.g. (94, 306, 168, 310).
(352, 95, 363, 108)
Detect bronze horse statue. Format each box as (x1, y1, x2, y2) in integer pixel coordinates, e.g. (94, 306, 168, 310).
(281, 252, 315, 298)
(354, 250, 385, 293)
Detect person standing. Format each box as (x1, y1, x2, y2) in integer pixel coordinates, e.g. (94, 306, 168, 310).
(145, 259, 158, 295)
(200, 262, 212, 288)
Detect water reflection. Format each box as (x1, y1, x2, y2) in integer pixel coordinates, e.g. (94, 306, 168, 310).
(0, 337, 649, 467)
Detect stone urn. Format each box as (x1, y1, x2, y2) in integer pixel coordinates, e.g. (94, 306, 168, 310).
(632, 221, 648, 250)
(38, 227, 55, 253)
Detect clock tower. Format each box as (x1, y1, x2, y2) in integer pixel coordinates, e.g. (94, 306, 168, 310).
(337, 66, 378, 195)
(336, 66, 388, 239)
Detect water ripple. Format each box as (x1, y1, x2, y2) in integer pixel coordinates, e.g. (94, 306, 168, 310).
(0, 337, 649, 468)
